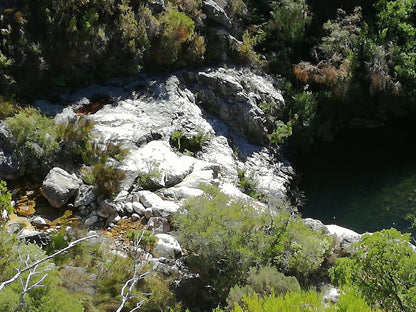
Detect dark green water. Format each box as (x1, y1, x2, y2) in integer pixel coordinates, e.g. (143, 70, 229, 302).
(298, 123, 416, 236)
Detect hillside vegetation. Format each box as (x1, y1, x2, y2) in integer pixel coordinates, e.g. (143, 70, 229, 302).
(2, 0, 416, 147)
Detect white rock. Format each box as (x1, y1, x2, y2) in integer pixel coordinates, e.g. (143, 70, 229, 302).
(220, 182, 250, 199)
(115, 190, 129, 202)
(322, 286, 340, 304)
(326, 224, 360, 237)
(162, 186, 204, 201)
(152, 234, 182, 258)
(124, 202, 134, 214)
(137, 190, 164, 208)
(152, 201, 180, 217)
(326, 224, 361, 251)
(303, 218, 327, 232)
(144, 208, 154, 219)
(74, 184, 96, 207)
(200, 136, 238, 181)
(131, 213, 141, 221)
(132, 201, 145, 215)
(136, 192, 178, 217)
(1, 209, 8, 221)
(87, 230, 98, 237)
(42, 167, 81, 208)
(32, 216, 47, 226)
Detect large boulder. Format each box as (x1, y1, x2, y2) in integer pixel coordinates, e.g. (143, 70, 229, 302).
(42, 167, 81, 208)
(325, 224, 362, 252)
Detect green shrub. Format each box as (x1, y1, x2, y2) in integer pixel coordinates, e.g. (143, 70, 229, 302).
(140, 273, 182, 312)
(135, 160, 162, 190)
(0, 236, 84, 312)
(57, 116, 96, 163)
(185, 33, 206, 64)
(173, 185, 331, 304)
(169, 129, 209, 154)
(126, 229, 157, 251)
(81, 161, 126, 199)
(0, 97, 20, 120)
(269, 120, 293, 145)
(116, 2, 150, 74)
(226, 266, 300, 309)
(95, 255, 137, 309)
(237, 29, 264, 68)
(6, 107, 60, 167)
(237, 169, 265, 201)
(330, 228, 416, 312)
(154, 8, 199, 67)
(274, 218, 332, 278)
(0, 180, 13, 215)
(78, 140, 128, 199)
(219, 288, 380, 312)
(267, 0, 311, 43)
(136, 170, 162, 190)
(0, 228, 19, 282)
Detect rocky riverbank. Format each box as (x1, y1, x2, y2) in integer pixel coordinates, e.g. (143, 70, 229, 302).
(0, 67, 362, 307)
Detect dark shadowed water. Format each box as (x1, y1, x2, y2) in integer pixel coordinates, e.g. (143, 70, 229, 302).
(298, 122, 416, 236)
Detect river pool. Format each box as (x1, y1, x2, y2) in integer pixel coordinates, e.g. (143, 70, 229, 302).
(298, 122, 416, 236)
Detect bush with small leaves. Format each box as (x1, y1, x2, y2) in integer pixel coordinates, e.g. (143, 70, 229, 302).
(173, 185, 331, 306)
(0, 180, 13, 215)
(6, 107, 60, 169)
(170, 129, 209, 154)
(237, 29, 264, 68)
(217, 287, 381, 312)
(153, 8, 202, 67)
(126, 229, 157, 251)
(330, 228, 416, 312)
(237, 169, 265, 201)
(81, 161, 126, 199)
(0, 235, 84, 312)
(226, 266, 300, 309)
(77, 140, 128, 199)
(0, 97, 20, 120)
(57, 116, 96, 164)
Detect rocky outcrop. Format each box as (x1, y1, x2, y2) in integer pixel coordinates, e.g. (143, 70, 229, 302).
(202, 0, 232, 29)
(51, 67, 291, 206)
(32, 67, 294, 258)
(42, 167, 82, 208)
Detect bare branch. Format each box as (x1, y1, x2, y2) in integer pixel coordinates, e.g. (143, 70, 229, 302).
(14, 262, 48, 312)
(130, 299, 146, 312)
(115, 229, 151, 312)
(0, 234, 98, 292)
